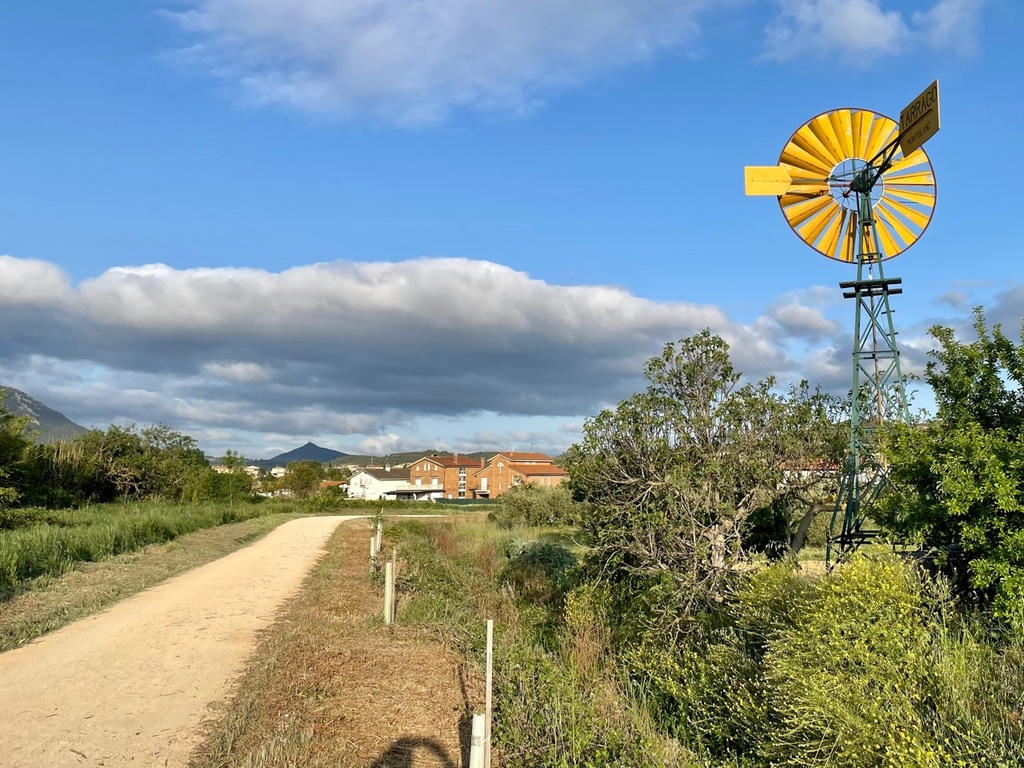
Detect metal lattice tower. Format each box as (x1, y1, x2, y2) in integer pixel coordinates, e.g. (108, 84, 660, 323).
(744, 83, 940, 565)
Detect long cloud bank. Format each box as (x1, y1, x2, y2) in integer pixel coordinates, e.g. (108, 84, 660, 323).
(3, 254, 1016, 453)
(1, 254, 839, 439)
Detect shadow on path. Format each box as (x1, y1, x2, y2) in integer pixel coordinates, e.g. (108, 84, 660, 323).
(368, 736, 460, 768)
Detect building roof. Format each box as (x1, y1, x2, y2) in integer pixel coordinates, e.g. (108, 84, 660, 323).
(492, 451, 557, 463)
(353, 468, 409, 481)
(413, 454, 485, 468)
(470, 460, 567, 478)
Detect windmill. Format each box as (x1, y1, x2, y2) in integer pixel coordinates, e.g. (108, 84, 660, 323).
(745, 82, 941, 564)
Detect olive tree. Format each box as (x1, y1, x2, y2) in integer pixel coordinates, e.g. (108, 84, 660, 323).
(566, 331, 842, 638)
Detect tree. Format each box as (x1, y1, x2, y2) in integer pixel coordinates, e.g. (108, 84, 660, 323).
(0, 394, 30, 508)
(877, 309, 1024, 629)
(566, 331, 842, 639)
(283, 460, 325, 499)
(220, 449, 246, 472)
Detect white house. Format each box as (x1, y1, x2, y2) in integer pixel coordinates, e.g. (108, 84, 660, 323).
(347, 468, 410, 500)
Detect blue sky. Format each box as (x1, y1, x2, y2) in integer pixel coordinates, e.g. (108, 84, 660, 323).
(0, 0, 1018, 459)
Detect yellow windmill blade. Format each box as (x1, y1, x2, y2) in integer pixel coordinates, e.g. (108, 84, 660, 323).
(774, 107, 936, 262)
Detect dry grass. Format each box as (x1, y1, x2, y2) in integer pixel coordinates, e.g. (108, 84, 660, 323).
(191, 520, 481, 768)
(0, 512, 294, 652)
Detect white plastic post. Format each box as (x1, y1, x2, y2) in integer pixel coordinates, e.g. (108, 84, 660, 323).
(469, 713, 486, 768)
(376, 519, 383, 554)
(370, 536, 377, 564)
(384, 561, 394, 625)
(485, 618, 493, 768)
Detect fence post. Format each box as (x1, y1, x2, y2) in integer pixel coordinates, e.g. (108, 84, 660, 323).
(384, 560, 395, 625)
(485, 618, 493, 768)
(469, 713, 486, 768)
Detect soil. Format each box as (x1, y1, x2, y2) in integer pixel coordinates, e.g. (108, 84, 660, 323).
(0, 515, 353, 767)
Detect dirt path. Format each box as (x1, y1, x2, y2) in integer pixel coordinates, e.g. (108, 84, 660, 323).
(0, 515, 354, 768)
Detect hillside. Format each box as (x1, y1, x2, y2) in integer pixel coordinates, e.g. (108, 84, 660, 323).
(267, 442, 349, 465)
(0, 386, 89, 443)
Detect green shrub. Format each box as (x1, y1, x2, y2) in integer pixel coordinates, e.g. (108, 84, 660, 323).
(760, 552, 941, 767)
(499, 541, 576, 610)
(489, 484, 580, 528)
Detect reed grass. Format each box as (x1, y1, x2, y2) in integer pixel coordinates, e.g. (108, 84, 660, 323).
(0, 501, 271, 596)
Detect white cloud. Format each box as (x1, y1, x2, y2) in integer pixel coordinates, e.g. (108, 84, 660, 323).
(913, 0, 983, 55)
(0, 253, 824, 451)
(203, 361, 273, 382)
(936, 290, 968, 308)
(761, 0, 983, 62)
(17, 256, 991, 455)
(0, 256, 72, 306)
(166, 0, 711, 124)
(771, 303, 840, 339)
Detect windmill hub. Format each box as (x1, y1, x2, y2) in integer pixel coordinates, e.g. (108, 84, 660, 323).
(830, 158, 883, 210)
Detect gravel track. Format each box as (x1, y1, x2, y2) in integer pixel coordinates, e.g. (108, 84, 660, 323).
(0, 515, 353, 768)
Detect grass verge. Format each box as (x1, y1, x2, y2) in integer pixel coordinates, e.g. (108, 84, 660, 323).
(389, 518, 693, 767)
(0, 501, 277, 595)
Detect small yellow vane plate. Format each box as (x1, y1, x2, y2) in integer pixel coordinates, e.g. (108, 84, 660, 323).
(746, 108, 936, 262)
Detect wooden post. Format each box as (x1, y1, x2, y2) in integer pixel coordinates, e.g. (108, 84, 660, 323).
(390, 548, 398, 623)
(384, 561, 395, 625)
(469, 713, 486, 768)
(485, 618, 493, 768)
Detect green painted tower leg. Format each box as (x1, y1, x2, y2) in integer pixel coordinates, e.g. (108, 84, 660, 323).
(826, 184, 912, 565)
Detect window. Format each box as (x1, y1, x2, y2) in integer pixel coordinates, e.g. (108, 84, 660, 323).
(458, 490, 466, 498)
(415, 478, 422, 487)
(498, 462, 505, 474)
(431, 476, 439, 486)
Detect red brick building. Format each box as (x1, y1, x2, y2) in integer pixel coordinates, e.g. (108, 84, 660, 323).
(408, 454, 487, 500)
(470, 452, 568, 499)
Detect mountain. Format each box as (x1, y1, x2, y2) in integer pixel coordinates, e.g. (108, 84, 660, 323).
(0, 386, 90, 443)
(267, 442, 349, 465)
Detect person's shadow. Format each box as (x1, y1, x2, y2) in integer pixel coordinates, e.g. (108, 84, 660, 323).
(367, 735, 459, 768)
(368, 710, 474, 767)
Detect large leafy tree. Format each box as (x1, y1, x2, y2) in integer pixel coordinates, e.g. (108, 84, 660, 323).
(877, 309, 1024, 628)
(566, 331, 843, 638)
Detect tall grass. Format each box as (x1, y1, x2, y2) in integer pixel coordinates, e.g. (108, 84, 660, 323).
(0, 501, 270, 595)
(389, 518, 692, 767)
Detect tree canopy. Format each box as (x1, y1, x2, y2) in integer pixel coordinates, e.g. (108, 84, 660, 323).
(566, 331, 843, 638)
(877, 309, 1024, 629)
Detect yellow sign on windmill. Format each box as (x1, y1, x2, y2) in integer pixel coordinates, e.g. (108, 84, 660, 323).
(899, 80, 940, 156)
